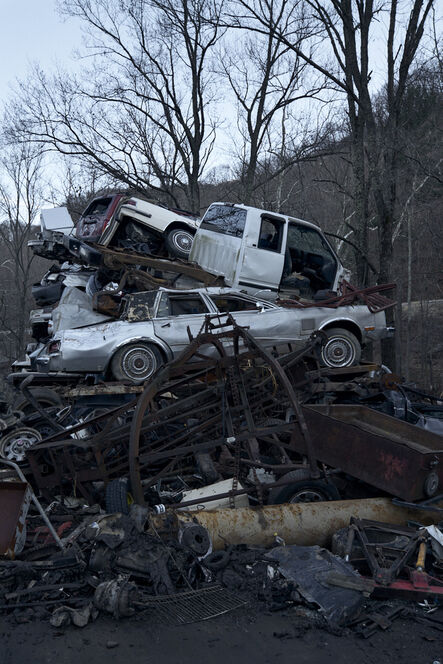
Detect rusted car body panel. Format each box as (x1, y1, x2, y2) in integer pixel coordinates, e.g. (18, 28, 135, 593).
(292, 404, 443, 502)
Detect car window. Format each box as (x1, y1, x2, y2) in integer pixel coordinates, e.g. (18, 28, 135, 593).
(258, 217, 284, 253)
(83, 197, 113, 217)
(199, 205, 246, 238)
(210, 296, 259, 313)
(287, 223, 335, 262)
(156, 292, 210, 317)
(123, 291, 158, 322)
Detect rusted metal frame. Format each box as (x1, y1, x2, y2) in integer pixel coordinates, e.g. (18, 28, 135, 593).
(129, 331, 231, 504)
(230, 363, 270, 467)
(136, 383, 222, 432)
(119, 267, 171, 289)
(32, 397, 139, 446)
(137, 410, 225, 463)
(60, 447, 94, 503)
(137, 411, 223, 462)
(277, 282, 396, 313)
(134, 389, 224, 450)
(27, 448, 65, 492)
(278, 336, 324, 371)
(62, 383, 144, 398)
(305, 365, 378, 380)
(100, 245, 222, 285)
(138, 424, 303, 467)
(239, 459, 306, 473)
(350, 518, 421, 585)
(238, 327, 320, 478)
(19, 376, 65, 433)
(138, 458, 182, 491)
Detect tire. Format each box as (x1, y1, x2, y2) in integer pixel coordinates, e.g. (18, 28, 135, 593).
(165, 227, 195, 259)
(320, 327, 361, 368)
(105, 478, 133, 515)
(111, 342, 163, 384)
(15, 387, 63, 416)
(0, 427, 42, 463)
(203, 550, 231, 571)
(268, 469, 340, 504)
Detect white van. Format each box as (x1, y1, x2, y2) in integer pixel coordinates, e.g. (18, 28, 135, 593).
(189, 202, 350, 300)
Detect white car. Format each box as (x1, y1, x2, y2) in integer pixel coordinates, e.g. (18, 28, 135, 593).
(75, 193, 200, 259)
(32, 287, 391, 383)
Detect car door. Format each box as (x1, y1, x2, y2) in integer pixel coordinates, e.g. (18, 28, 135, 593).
(152, 291, 215, 356)
(207, 294, 303, 350)
(237, 212, 286, 292)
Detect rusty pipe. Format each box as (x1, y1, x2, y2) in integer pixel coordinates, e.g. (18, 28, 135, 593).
(150, 498, 442, 550)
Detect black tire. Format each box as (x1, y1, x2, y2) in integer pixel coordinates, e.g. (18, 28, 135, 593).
(320, 327, 361, 368)
(268, 469, 340, 504)
(165, 227, 195, 259)
(203, 550, 231, 571)
(15, 387, 63, 416)
(105, 478, 132, 514)
(110, 342, 163, 384)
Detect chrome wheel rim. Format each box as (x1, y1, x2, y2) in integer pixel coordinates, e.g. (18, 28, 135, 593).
(121, 346, 157, 381)
(171, 230, 193, 253)
(0, 428, 42, 462)
(289, 489, 325, 503)
(321, 336, 356, 367)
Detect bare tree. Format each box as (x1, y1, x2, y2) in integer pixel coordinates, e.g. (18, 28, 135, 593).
(225, 0, 436, 366)
(217, 1, 327, 205)
(7, 0, 224, 212)
(0, 145, 44, 361)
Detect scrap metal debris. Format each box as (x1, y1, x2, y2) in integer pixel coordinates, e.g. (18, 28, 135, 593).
(0, 199, 442, 637)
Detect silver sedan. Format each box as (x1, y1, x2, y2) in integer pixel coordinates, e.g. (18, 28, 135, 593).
(34, 287, 390, 382)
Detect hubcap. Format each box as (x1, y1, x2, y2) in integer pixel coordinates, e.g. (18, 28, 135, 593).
(289, 489, 326, 503)
(172, 230, 193, 252)
(121, 346, 156, 380)
(0, 428, 42, 462)
(321, 336, 355, 368)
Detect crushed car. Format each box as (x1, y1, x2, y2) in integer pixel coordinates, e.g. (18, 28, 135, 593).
(27, 286, 392, 382)
(75, 193, 200, 259)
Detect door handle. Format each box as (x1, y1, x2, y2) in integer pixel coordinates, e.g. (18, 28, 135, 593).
(161, 322, 171, 327)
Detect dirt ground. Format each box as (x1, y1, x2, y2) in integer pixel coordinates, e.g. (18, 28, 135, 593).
(1, 604, 442, 664)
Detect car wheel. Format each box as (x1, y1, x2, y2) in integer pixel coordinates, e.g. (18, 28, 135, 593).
(268, 470, 340, 504)
(0, 427, 42, 463)
(320, 327, 361, 368)
(111, 342, 163, 383)
(165, 227, 195, 259)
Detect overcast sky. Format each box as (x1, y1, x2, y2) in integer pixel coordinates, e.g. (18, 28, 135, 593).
(0, 0, 81, 104)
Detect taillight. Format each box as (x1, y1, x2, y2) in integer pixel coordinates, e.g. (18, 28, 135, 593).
(101, 196, 128, 232)
(48, 340, 61, 354)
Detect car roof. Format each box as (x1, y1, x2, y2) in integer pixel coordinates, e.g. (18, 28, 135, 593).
(157, 286, 270, 300)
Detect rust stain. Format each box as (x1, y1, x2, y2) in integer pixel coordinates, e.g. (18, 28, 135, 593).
(378, 451, 408, 481)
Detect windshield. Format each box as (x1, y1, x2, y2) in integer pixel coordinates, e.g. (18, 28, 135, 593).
(83, 197, 113, 217)
(200, 205, 246, 238)
(287, 223, 336, 262)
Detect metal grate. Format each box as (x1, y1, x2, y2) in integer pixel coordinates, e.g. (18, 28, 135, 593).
(135, 584, 247, 624)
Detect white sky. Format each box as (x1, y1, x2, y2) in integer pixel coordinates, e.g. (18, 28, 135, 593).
(0, 0, 81, 104)
(0, 0, 440, 185)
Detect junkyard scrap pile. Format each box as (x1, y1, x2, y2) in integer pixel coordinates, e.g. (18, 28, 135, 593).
(1, 195, 443, 643)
